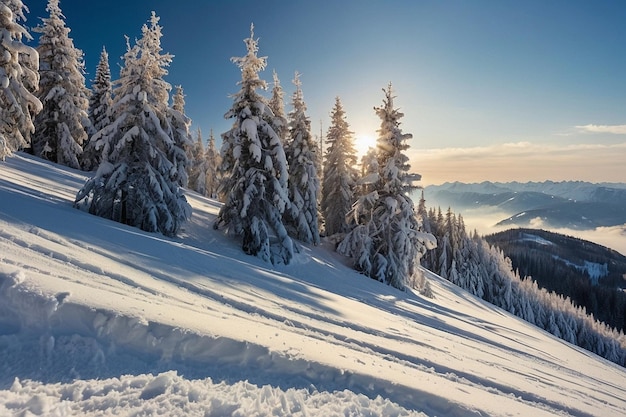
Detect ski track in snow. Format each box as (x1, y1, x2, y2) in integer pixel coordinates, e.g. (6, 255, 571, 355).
(1, 153, 626, 416)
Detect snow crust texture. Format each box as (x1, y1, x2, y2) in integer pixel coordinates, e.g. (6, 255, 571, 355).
(2, 371, 426, 417)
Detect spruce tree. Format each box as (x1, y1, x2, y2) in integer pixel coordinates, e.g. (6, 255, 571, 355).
(357, 146, 379, 198)
(168, 84, 192, 187)
(83, 46, 112, 171)
(215, 24, 293, 264)
(320, 96, 358, 236)
(74, 12, 190, 237)
(338, 84, 435, 289)
(88, 46, 112, 133)
(284, 71, 320, 245)
(268, 69, 288, 145)
(205, 128, 220, 198)
(0, 0, 42, 159)
(188, 127, 207, 194)
(32, 0, 91, 169)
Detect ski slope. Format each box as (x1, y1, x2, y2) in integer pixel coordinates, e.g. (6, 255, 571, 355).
(1, 153, 625, 416)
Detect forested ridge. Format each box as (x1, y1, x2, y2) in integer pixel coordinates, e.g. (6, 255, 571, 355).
(485, 228, 626, 333)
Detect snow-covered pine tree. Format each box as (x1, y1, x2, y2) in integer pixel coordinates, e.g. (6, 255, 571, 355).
(268, 69, 287, 145)
(205, 128, 220, 198)
(187, 127, 207, 194)
(74, 12, 190, 237)
(417, 192, 440, 273)
(284, 71, 320, 245)
(320, 96, 358, 236)
(168, 84, 192, 187)
(185, 127, 199, 190)
(88, 47, 112, 134)
(214, 24, 293, 264)
(358, 146, 379, 197)
(82, 46, 112, 171)
(436, 207, 458, 279)
(32, 0, 91, 169)
(338, 84, 436, 290)
(438, 233, 451, 278)
(0, 0, 42, 160)
(314, 121, 324, 181)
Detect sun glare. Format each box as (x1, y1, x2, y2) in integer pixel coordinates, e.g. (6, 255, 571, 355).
(355, 134, 377, 157)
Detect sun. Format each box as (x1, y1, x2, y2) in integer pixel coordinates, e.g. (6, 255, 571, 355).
(354, 134, 377, 157)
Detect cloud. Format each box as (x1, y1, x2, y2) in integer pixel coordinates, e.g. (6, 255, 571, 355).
(408, 141, 626, 185)
(458, 209, 626, 256)
(529, 217, 544, 228)
(575, 124, 626, 134)
(532, 224, 626, 257)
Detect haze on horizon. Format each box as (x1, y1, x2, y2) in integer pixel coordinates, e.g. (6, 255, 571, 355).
(23, 0, 626, 185)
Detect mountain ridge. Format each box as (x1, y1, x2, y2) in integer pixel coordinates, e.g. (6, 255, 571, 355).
(422, 180, 626, 231)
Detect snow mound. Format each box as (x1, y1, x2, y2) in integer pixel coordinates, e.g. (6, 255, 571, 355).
(2, 371, 425, 417)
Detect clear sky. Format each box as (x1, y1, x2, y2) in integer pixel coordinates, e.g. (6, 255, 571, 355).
(23, 0, 626, 185)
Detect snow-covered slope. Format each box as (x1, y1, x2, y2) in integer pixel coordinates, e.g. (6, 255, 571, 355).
(1, 153, 626, 416)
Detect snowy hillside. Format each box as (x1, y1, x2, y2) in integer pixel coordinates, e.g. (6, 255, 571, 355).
(1, 154, 626, 416)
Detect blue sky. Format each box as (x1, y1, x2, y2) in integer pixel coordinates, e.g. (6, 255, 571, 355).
(23, 0, 626, 185)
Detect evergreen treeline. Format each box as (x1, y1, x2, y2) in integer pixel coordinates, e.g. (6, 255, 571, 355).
(418, 199, 626, 366)
(2, 1, 435, 287)
(485, 228, 626, 333)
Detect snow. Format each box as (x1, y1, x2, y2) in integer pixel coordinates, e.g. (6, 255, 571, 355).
(1, 153, 626, 416)
(551, 255, 609, 284)
(519, 232, 554, 246)
(583, 260, 609, 282)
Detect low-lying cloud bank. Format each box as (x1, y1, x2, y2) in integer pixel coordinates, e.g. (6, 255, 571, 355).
(456, 208, 626, 256)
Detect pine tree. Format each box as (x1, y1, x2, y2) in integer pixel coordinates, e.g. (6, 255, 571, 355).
(284, 71, 320, 245)
(214, 24, 293, 264)
(0, 0, 42, 159)
(268, 69, 287, 145)
(204, 128, 220, 198)
(338, 84, 436, 289)
(88, 47, 112, 133)
(320, 96, 358, 236)
(168, 84, 192, 187)
(314, 121, 324, 180)
(417, 193, 441, 274)
(74, 12, 190, 237)
(32, 0, 91, 169)
(83, 46, 112, 171)
(438, 233, 450, 278)
(355, 146, 379, 202)
(188, 127, 207, 194)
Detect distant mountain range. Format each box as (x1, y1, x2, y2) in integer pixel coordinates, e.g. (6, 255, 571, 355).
(421, 180, 626, 230)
